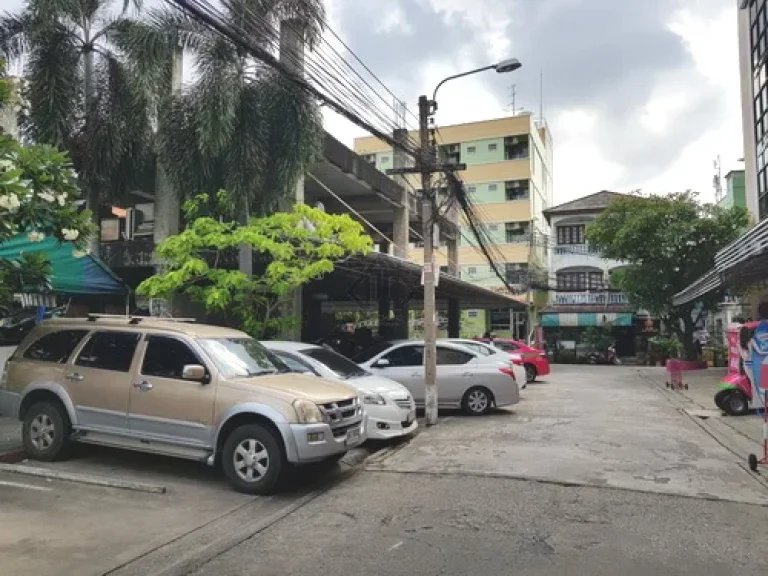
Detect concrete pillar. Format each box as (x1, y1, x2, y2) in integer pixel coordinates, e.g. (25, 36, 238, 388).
(392, 128, 410, 258)
(447, 298, 460, 338)
(447, 238, 459, 276)
(278, 19, 307, 339)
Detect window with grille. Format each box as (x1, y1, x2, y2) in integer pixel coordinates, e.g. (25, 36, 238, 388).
(505, 222, 529, 243)
(505, 180, 529, 200)
(557, 271, 604, 291)
(556, 225, 586, 245)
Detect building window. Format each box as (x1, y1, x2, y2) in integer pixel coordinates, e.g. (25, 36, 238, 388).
(468, 186, 476, 193)
(467, 266, 477, 275)
(556, 224, 586, 245)
(505, 222, 529, 243)
(467, 146, 476, 153)
(361, 154, 376, 165)
(488, 184, 498, 191)
(380, 156, 390, 163)
(468, 310, 478, 318)
(504, 135, 529, 160)
(488, 224, 498, 231)
(488, 143, 498, 151)
(557, 271, 604, 291)
(505, 179, 529, 201)
(439, 265, 449, 274)
(439, 144, 461, 164)
(505, 263, 528, 284)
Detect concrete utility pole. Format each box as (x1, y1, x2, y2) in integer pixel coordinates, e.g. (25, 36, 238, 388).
(418, 95, 438, 424)
(387, 58, 522, 426)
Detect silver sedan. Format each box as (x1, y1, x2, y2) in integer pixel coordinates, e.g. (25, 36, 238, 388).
(353, 340, 520, 416)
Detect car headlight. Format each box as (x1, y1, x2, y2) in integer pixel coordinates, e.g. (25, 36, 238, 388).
(293, 399, 326, 424)
(362, 393, 386, 405)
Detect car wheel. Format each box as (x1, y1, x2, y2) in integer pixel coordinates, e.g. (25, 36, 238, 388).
(462, 386, 492, 416)
(525, 364, 537, 383)
(22, 401, 72, 462)
(222, 424, 283, 495)
(725, 390, 750, 416)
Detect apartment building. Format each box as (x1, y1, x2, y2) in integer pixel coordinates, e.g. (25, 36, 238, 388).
(353, 113, 554, 336)
(541, 191, 640, 356)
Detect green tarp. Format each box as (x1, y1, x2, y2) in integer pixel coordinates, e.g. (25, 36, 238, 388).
(0, 235, 125, 295)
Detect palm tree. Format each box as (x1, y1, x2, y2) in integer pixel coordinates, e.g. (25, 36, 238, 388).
(0, 0, 155, 255)
(121, 0, 325, 230)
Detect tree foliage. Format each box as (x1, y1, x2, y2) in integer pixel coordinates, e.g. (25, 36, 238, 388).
(586, 191, 748, 359)
(0, 59, 93, 307)
(136, 191, 372, 338)
(118, 2, 325, 217)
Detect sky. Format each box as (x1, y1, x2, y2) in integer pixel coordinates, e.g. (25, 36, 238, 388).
(3, 0, 744, 206)
(320, 0, 743, 206)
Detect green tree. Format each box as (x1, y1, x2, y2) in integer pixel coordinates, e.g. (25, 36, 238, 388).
(136, 191, 372, 338)
(586, 192, 748, 360)
(0, 0, 154, 254)
(0, 59, 93, 308)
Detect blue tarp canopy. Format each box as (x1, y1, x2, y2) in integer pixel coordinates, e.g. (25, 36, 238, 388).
(0, 235, 126, 295)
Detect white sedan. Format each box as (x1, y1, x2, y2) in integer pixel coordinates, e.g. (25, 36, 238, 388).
(353, 340, 520, 416)
(262, 341, 418, 440)
(440, 338, 526, 388)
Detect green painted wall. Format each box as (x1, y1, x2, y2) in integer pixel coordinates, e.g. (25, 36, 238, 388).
(461, 137, 505, 165)
(720, 170, 746, 209)
(467, 181, 505, 203)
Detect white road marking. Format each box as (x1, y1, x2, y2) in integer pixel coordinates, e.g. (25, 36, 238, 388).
(0, 479, 52, 492)
(388, 541, 403, 551)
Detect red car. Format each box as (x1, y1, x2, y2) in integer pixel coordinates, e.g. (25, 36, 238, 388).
(475, 338, 550, 383)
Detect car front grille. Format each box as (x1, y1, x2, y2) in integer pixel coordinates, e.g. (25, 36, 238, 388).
(320, 397, 362, 428)
(331, 421, 360, 438)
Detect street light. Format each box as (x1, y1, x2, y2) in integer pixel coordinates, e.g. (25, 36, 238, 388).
(419, 57, 522, 426)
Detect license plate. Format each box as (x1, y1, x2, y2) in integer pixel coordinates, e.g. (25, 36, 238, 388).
(346, 428, 360, 446)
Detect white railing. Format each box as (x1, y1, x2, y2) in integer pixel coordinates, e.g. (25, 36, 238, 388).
(553, 244, 601, 256)
(553, 292, 629, 306)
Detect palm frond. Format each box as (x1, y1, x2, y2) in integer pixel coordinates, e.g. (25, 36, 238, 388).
(26, 23, 81, 147)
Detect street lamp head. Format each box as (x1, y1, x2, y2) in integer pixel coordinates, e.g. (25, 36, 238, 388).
(494, 58, 522, 74)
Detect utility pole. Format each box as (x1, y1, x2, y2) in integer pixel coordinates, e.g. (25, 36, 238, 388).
(526, 219, 535, 344)
(419, 96, 438, 425)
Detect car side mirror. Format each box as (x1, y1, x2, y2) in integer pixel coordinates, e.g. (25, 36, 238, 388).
(373, 358, 390, 368)
(182, 364, 207, 382)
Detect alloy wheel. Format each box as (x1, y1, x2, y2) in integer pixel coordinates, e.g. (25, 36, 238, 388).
(233, 438, 270, 483)
(29, 414, 55, 451)
(467, 389, 489, 413)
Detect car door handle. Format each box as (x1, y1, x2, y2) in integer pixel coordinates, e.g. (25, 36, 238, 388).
(65, 373, 84, 382)
(133, 380, 153, 391)
(462, 372, 473, 377)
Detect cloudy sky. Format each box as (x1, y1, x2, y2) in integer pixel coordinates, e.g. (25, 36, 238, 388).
(322, 0, 742, 206)
(3, 0, 743, 206)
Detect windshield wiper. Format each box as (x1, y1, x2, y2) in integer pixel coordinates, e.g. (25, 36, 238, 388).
(245, 369, 277, 377)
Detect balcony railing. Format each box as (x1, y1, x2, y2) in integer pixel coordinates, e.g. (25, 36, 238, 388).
(553, 291, 629, 306)
(553, 244, 602, 256)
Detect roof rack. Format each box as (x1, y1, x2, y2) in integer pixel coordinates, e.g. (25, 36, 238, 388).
(85, 314, 196, 324)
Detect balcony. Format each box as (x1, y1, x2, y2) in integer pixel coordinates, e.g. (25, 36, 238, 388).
(553, 245, 601, 256)
(553, 292, 629, 306)
(552, 243, 624, 271)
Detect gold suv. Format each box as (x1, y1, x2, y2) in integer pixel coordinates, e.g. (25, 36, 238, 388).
(0, 316, 366, 494)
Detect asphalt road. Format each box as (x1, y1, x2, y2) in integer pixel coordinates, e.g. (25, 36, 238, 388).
(184, 365, 768, 576)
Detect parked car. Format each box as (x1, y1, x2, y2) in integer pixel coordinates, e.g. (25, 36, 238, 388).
(0, 316, 366, 495)
(441, 338, 527, 387)
(353, 340, 519, 415)
(476, 338, 551, 383)
(262, 341, 417, 440)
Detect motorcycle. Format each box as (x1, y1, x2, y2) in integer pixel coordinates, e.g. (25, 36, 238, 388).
(587, 346, 622, 365)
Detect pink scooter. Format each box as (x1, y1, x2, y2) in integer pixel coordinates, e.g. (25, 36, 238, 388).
(715, 322, 757, 416)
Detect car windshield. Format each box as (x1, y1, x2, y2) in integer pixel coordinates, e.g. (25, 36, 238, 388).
(353, 341, 394, 363)
(199, 338, 290, 378)
(457, 341, 494, 356)
(301, 347, 369, 379)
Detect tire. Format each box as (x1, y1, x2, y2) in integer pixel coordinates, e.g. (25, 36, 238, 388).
(221, 424, 284, 495)
(525, 364, 537, 383)
(22, 401, 72, 462)
(724, 390, 750, 416)
(714, 389, 731, 411)
(462, 386, 493, 416)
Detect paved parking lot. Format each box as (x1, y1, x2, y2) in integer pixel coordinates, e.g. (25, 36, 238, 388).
(366, 365, 768, 504)
(0, 445, 359, 576)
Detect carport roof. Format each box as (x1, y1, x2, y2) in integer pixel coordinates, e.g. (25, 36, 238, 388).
(310, 251, 526, 310)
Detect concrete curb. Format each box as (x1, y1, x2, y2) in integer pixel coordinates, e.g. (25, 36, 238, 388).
(0, 463, 167, 494)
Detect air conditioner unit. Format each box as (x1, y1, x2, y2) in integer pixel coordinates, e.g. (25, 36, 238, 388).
(508, 181, 520, 188)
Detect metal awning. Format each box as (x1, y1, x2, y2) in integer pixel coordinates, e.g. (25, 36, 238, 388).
(673, 219, 768, 306)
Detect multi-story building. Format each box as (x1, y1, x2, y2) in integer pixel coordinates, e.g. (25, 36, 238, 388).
(738, 0, 764, 220)
(718, 169, 747, 209)
(354, 113, 554, 337)
(541, 191, 640, 356)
